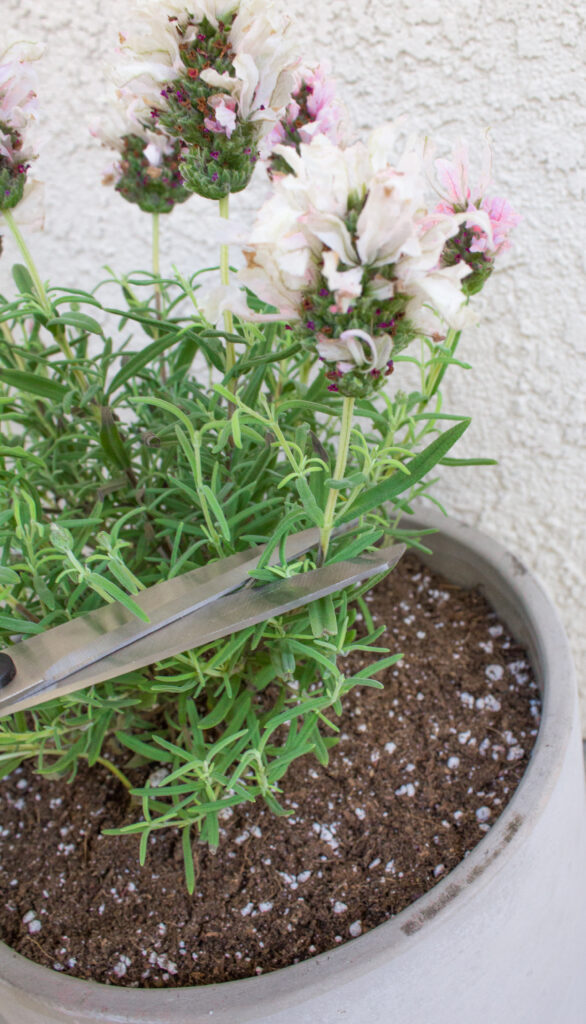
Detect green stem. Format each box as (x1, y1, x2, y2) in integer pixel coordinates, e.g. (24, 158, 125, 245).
(0, 320, 25, 371)
(93, 754, 133, 791)
(320, 396, 355, 560)
(4, 208, 89, 393)
(219, 194, 235, 381)
(8, 748, 133, 791)
(418, 328, 461, 413)
(152, 213, 162, 317)
(3, 209, 52, 318)
(300, 356, 312, 387)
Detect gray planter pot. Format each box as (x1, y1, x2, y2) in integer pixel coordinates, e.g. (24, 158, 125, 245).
(1, 510, 585, 1024)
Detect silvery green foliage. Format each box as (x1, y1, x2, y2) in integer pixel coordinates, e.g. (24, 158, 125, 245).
(0, 2, 514, 891)
(0, 264, 474, 883)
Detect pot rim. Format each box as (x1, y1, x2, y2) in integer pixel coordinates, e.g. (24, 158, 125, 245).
(0, 510, 578, 1022)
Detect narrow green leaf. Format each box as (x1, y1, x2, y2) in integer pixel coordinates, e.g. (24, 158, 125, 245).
(201, 813, 220, 851)
(328, 529, 383, 564)
(116, 732, 174, 763)
(231, 409, 242, 448)
(325, 473, 366, 490)
(0, 369, 67, 402)
(295, 477, 325, 527)
(0, 567, 20, 585)
(131, 396, 196, 439)
(198, 690, 233, 729)
(87, 573, 150, 622)
(339, 420, 470, 522)
(238, 341, 301, 370)
(12, 264, 35, 295)
(52, 290, 103, 309)
(349, 653, 403, 679)
(139, 829, 149, 865)
(0, 445, 44, 466)
(47, 312, 104, 336)
(32, 574, 57, 610)
(201, 485, 231, 541)
(0, 615, 44, 634)
(99, 406, 132, 471)
(107, 330, 187, 395)
(0, 755, 27, 776)
(182, 826, 195, 894)
(287, 638, 337, 673)
(440, 457, 497, 467)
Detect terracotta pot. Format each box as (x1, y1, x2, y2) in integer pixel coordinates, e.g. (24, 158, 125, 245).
(1, 511, 585, 1024)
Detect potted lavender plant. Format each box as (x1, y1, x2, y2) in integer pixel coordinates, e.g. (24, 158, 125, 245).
(0, 4, 585, 1022)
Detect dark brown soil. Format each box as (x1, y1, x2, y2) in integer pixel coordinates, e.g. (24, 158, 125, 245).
(0, 552, 540, 987)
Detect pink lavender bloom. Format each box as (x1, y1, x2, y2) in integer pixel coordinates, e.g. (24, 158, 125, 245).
(263, 64, 344, 173)
(0, 39, 44, 217)
(91, 90, 191, 214)
(472, 194, 520, 255)
(432, 142, 520, 257)
(204, 94, 238, 138)
(116, 0, 298, 198)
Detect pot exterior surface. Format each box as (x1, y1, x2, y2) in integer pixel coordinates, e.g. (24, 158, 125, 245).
(1, 512, 585, 1024)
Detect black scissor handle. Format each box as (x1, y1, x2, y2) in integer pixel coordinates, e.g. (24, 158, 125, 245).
(0, 653, 16, 689)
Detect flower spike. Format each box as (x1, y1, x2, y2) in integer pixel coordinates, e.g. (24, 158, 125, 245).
(0, 39, 44, 218)
(116, 0, 298, 199)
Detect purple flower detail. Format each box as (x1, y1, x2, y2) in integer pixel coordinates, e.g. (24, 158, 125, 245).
(319, 288, 329, 296)
(210, 150, 219, 160)
(211, 172, 219, 182)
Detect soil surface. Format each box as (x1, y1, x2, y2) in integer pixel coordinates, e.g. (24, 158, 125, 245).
(0, 552, 541, 987)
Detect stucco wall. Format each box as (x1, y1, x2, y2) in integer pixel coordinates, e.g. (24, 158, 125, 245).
(2, 0, 585, 721)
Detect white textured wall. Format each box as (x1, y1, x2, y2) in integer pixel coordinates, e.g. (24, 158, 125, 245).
(2, 0, 585, 721)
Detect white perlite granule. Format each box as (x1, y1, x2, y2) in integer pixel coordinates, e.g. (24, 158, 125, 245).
(112, 955, 132, 978)
(485, 664, 504, 681)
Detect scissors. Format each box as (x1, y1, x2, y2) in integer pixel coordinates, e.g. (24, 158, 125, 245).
(0, 527, 405, 718)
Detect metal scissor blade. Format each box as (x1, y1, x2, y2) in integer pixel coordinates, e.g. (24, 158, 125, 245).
(0, 526, 322, 707)
(0, 544, 404, 717)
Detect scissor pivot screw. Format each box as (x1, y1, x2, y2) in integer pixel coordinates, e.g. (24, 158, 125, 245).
(0, 653, 16, 689)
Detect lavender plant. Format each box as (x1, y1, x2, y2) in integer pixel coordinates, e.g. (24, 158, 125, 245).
(0, 4, 518, 887)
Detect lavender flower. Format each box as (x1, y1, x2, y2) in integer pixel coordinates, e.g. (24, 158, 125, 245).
(116, 0, 298, 199)
(262, 64, 345, 177)
(229, 125, 489, 397)
(91, 92, 191, 214)
(0, 39, 43, 218)
(429, 142, 521, 295)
